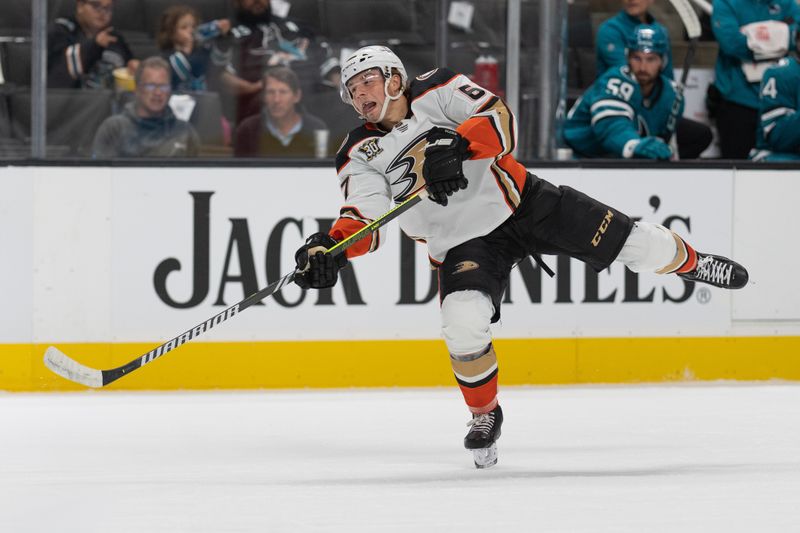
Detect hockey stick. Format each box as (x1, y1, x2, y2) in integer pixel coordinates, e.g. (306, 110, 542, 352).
(689, 0, 712, 16)
(44, 189, 429, 388)
(665, 0, 703, 150)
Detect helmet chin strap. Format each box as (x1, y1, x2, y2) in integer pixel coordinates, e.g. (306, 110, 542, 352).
(376, 76, 403, 123)
(352, 76, 403, 124)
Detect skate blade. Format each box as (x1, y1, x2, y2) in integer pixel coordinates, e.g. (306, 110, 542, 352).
(471, 443, 498, 469)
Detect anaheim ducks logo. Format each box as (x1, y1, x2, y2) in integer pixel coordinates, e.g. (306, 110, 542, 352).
(386, 131, 429, 201)
(453, 260, 480, 274)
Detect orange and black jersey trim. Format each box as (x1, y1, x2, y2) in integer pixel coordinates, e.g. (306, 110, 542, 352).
(329, 205, 378, 259)
(409, 67, 460, 102)
(457, 97, 527, 210)
(335, 122, 387, 174)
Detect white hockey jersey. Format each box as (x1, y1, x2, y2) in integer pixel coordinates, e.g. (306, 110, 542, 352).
(331, 68, 529, 264)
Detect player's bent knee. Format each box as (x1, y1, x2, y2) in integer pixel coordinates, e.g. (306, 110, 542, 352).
(616, 221, 677, 273)
(441, 290, 495, 356)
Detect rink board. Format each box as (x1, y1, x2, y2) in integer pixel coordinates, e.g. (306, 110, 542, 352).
(3, 336, 800, 391)
(1, 165, 799, 390)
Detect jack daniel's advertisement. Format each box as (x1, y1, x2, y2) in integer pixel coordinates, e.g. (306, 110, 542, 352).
(110, 167, 733, 342)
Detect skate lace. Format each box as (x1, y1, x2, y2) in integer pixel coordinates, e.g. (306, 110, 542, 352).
(694, 255, 733, 285)
(467, 413, 494, 435)
(695, 256, 714, 277)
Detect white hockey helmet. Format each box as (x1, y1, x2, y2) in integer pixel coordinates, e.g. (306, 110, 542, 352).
(339, 45, 408, 105)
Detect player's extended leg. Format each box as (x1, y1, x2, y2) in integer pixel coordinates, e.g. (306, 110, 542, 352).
(441, 290, 504, 469)
(616, 221, 748, 288)
(513, 176, 748, 290)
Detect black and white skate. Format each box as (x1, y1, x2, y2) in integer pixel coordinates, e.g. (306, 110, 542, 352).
(464, 404, 503, 469)
(678, 253, 749, 290)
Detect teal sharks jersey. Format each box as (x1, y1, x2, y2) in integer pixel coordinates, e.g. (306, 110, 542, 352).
(712, 0, 800, 109)
(563, 66, 683, 158)
(753, 56, 800, 160)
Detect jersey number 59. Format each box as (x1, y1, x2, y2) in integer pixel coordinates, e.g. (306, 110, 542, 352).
(606, 78, 634, 101)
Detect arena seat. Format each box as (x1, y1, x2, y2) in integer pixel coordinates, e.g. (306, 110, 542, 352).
(303, 89, 362, 150)
(394, 44, 436, 79)
(1, 40, 32, 87)
(0, 1, 32, 37)
(284, 0, 324, 35)
(127, 39, 162, 62)
(186, 91, 226, 146)
(323, 0, 422, 45)
(9, 88, 114, 157)
(48, 0, 76, 20)
(569, 0, 593, 48)
(0, 90, 11, 138)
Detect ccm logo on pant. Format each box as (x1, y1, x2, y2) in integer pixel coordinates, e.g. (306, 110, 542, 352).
(591, 210, 614, 247)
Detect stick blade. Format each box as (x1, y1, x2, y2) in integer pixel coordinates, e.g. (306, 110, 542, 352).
(44, 346, 104, 388)
(669, 0, 702, 39)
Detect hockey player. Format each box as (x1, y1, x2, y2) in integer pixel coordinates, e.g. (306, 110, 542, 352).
(293, 45, 749, 469)
(751, 33, 800, 161)
(595, 6, 712, 159)
(564, 25, 679, 160)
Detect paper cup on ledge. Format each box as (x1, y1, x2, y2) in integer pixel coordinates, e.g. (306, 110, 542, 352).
(313, 129, 329, 158)
(113, 68, 136, 92)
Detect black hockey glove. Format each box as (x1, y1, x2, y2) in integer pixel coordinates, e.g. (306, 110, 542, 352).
(294, 232, 348, 289)
(422, 127, 472, 206)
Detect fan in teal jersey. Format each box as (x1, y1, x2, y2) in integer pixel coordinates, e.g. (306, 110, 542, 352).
(563, 24, 680, 160)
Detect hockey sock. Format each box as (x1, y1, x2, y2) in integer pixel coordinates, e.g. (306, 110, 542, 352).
(450, 344, 499, 414)
(656, 233, 698, 275)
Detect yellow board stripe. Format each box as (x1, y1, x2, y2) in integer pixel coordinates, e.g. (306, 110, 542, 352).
(2, 337, 799, 391)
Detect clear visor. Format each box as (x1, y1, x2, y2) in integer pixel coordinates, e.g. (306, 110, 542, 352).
(345, 70, 384, 97)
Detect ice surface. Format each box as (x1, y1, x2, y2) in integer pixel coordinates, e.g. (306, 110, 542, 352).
(1, 384, 798, 532)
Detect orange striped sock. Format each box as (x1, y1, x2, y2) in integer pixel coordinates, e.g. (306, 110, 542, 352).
(675, 238, 698, 274)
(451, 345, 499, 414)
(457, 375, 499, 414)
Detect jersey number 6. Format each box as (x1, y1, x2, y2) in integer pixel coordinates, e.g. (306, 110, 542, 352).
(459, 84, 487, 100)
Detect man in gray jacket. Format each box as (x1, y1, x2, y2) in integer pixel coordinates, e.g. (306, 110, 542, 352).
(92, 56, 200, 158)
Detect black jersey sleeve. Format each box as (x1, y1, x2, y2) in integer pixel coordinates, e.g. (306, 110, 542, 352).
(334, 123, 386, 173)
(408, 67, 460, 102)
(47, 18, 104, 88)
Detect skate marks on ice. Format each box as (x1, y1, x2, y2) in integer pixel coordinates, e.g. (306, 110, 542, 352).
(274, 453, 799, 487)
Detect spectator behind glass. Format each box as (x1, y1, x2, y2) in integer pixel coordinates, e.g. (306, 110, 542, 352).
(710, 0, 800, 159)
(564, 25, 680, 161)
(157, 5, 231, 92)
(92, 56, 200, 158)
(48, 0, 139, 88)
(212, 0, 340, 126)
(596, 0, 674, 79)
(751, 31, 800, 162)
(234, 66, 328, 157)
